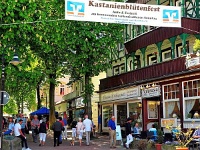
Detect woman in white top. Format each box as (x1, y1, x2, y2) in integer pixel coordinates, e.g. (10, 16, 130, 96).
(76, 118, 84, 146)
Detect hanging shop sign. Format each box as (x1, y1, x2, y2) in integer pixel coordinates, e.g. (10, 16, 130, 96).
(75, 97, 85, 108)
(101, 86, 140, 101)
(65, 0, 181, 27)
(142, 86, 161, 98)
(161, 118, 177, 127)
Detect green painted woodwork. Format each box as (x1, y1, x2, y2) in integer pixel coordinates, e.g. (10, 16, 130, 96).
(140, 47, 146, 67)
(180, 33, 189, 55)
(169, 0, 174, 6)
(125, 24, 128, 41)
(132, 25, 135, 38)
(125, 55, 128, 72)
(185, 0, 200, 18)
(181, 0, 186, 17)
(142, 25, 145, 33)
(156, 41, 163, 62)
(131, 52, 136, 71)
(195, 34, 200, 39)
(169, 36, 177, 59)
(157, 0, 160, 5)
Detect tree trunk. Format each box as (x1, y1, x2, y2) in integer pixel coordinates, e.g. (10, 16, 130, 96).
(49, 73, 56, 127)
(37, 85, 41, 110)
(85, 73, 92, 120)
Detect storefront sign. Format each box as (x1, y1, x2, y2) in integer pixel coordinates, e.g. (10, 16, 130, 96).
(161, 118, 177, 127)
(75, 97, 84, 108)
(65, 0, 181, 27)
(116, 125, 122, 141)
(141, 86, 161, 98)
(101, 87, 140, 101)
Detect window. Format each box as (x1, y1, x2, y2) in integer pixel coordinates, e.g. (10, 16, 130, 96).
(102, 105, 113, 127)
(147, 101, 158, 119)
(183, 79, 200, 120)
(128, 102, 142, 124)
(162, 48, 171, 61)
(116, 104, 127, 126)
(148, 54, 157, 65)
(60, 84, 65, 95)
(113, 63, 125, 75)
(163, 83, 180, 118)
(176, 41, 189, 57)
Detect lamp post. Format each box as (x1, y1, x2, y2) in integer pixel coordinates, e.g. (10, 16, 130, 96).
(0, 47, 20, 150)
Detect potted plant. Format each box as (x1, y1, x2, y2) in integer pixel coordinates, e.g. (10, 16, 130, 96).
(187, 113, 192, 119)
(155, 129, 164, 150)
(166, 124, 193, 150)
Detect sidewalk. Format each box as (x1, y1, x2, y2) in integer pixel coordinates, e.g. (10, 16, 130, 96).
(26, 130, 126, 150)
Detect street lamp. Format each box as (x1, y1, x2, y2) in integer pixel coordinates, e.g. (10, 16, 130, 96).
(0, 47, 21, 150)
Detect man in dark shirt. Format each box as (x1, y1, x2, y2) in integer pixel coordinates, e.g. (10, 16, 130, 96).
(125, 118, 133, 149)
(52, 118, 62, 147)
(108, 116, 116, 148)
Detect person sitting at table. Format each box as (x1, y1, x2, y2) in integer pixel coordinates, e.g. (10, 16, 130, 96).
(133, 122, 141, 139)
(193, 127, 200, 139)
(171, 127, 179, 141)
(133, 122, 140, 134)
(148, 124, 157, 141)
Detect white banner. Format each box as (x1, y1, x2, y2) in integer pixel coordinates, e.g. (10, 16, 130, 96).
(65, 0, 181, 27)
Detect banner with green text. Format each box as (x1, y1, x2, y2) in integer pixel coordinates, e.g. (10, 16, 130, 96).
(65, 0, 181, 27)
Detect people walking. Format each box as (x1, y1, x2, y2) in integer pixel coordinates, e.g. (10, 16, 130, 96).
(71, 118, 77, 146)
(31, 115, 40, 143)
(52, 118, 62, 147)
(62, 115, 68, 140)
(17, 113, 27, 135)
(108, 116, 116, 148)
(58, 117, 64, 144)
(125, 118, 133, 149)
(14, 119, 31, 150)
(76, 118, 84, 146)
(39, 118, 48, 146)
(98, 114, 102, 133)
(83, 114, 92, 146)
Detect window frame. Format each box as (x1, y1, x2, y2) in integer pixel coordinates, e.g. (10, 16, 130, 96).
(163, 83, 180, 118)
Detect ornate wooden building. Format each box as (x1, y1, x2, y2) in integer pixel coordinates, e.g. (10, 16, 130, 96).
(99, 0, 200, 132)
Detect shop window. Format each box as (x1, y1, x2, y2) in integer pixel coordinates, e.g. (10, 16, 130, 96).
(183, 79, 200, 120)
(147, 101, 158, 119)
(116, 104, 127, 126)
(163, 83, 180, 118)
(128, 103, 142, 124)
(102, 105, 113, 127)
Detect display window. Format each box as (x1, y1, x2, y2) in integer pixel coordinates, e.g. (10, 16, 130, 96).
(116, 104, 127, 126)
(183, 79, 200, 120)
(163, 83, 180, 118)
(127, 102, 142, 128)
(102, 105, 113, 128)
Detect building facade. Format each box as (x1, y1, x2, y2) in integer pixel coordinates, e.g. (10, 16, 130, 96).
(62, 72, 106, 127)
(99, 0, 200, 131)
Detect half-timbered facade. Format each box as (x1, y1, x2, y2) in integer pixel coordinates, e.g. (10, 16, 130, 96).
(99, 0, 200, 132)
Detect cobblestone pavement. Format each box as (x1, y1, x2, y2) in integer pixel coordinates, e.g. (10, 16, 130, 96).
(26, 130, 126, 150)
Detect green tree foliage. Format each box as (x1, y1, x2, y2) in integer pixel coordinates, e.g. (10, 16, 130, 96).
(66, 22, 124, 118)
(0, 0, 44, 114)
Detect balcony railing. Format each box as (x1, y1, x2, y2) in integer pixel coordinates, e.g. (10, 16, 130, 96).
(100, 57, 187, 91)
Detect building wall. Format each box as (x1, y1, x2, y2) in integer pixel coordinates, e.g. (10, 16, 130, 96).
(91, 72, 106, 127)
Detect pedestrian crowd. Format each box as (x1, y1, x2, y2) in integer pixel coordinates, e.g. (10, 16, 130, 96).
(3, 112, 143, 150)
